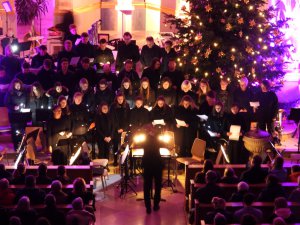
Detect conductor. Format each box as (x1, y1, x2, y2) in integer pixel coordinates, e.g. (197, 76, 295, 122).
(140, 125, 164, 214)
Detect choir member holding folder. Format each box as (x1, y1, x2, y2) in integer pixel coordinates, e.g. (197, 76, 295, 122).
(223, 103, 248, 164)
(151, 96, 174, 130)
(174, 95, 198, 157)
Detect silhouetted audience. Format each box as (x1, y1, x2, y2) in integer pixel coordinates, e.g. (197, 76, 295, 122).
(240, 155, 268, 184)
(233, 193, 263, 223)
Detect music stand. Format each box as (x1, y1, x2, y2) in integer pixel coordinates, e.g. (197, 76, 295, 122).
(119, 144, 137, 198)
(16, 41, 32, 57)
(9, 112, 31, 123)
(56, 136, 76, 163)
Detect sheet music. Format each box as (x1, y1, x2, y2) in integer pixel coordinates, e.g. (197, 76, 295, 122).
(20, 108, 30, 113)
(197, 114, 208, 121)
(70, 57, 80, 66)
(75, 38, 81, 46)
(176, 119, 187, 127)
(229, 125, 241, 141)
(152, 119, 165, 126)
(250, 102, 260, 107)
(207, 130, 218, 137)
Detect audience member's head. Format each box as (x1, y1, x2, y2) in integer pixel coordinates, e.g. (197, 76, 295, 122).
(266, 174, 279, 187)
(35, 217, 51, 225)
(273, 217, 287, 225)
(224, 167, 236, 178)
(251, 155, 262, 167)
(9, 216, 22, 225)
(0, 163, 5, 172)
(25, 175, 36, 188)
(44, 194, 56, 208)
(0, 178, 9, 191)
(273, 156, 284, 170)
(73, 177, 87, 194)
(274, 197, 288, 210)
(205, 170, 218, 184)
(213, 213, 227, 225)
(203, 159, 214, 173)
(38, 163, 48, 176)
(17, 163, 26, 175)
(51, 180, 63, 193)
(237, 181, 249, 192)
(17, 196, 30, 211)
(243, 193, 255, 207)
(291, 165, 300, 174)
(240, 214, 257, 225)
(211, 197, 226, 210)
(72, 197, 84, 210)
(58, 165, 66, 176)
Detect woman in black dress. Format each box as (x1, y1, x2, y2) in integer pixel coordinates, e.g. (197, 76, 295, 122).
(141, 57, 161, 91)
(196, 78, 211, 106)
(57, 95, 71, 118)
(69, 92, 90, 140)
(150, 96, 174, 130)
(47, 105, 71, 164)
(223, 103, 248, 164)
(4, 78, 29, 150)
(157, 77, 177, 107)
(29, 82, 49, 125)
(177, 80, 197, 104)
(110, 92, 130, 166)
(95, 102, 114, 160)
(138, 77, 156, 110)
(174, 95, 198, 157)
(119, 77, 135, 109)
(201, 101, 227, 159)
(129, 96, 150, 132)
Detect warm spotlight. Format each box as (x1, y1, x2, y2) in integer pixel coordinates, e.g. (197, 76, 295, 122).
(133, 133, 146, 144)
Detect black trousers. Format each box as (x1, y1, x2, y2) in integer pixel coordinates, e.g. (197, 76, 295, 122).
(143, 167, 163, 209)
(97, 139, 110, 159)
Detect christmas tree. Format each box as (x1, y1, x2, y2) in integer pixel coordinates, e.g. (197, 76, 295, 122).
(164, 0, 291, 84)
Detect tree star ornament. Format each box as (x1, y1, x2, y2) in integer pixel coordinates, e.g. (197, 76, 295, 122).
(195, 33, 203, 41)
(205, 4, 213, 12)
(226, 23, 232, 31)
(246, 46, 253, 53)
(218, 51, 225, 57)
(237, 17, 244, 24)
(216, 67, 222, 73)
(249, 19, 256, 27)
(205, 47, 212, 58)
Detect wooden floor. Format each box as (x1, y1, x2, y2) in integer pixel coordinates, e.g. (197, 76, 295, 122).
(94, 172, 187, 225)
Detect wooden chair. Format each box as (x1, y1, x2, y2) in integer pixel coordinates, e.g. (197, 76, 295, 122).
(92, 159, 109, 194)
(176, 138, 206, 165)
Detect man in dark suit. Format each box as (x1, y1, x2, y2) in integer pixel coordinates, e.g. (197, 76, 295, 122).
(140, 125, 164, 214)
(116, 32, 140, 71)
(140, 36, 162, 68)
